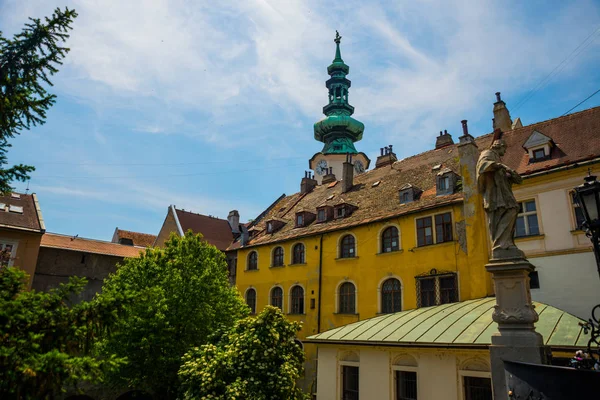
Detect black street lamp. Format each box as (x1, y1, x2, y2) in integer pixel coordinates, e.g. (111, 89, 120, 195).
(573, 171, 600, 367)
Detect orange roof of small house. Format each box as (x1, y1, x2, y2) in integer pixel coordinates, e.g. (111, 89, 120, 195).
(41, 233, 145, 258)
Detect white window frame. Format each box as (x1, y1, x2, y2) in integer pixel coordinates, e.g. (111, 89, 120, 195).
(244, 287, 257, 314)
(0, 239, 19, 267)
(288, 283, 306, 315)
(378, 275, 404, 314)
(378, 223, 402, 254)
(458, 370, 492, 400)
(337, 232, 358, 258)
(338, 360, 360, 400)
(269, 285, 284, 311)
(246, 250, 259, 271)
(515, 199, 540, 237)
(392, 365, 419, 400)
(413, 210, 455, 247)
(335, 280, 358, 314)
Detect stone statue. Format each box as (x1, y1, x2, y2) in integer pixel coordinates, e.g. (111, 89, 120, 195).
(476, 129, 524, 260)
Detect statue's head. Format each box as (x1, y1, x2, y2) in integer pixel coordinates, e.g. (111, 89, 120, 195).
(490, 128, 507, 156)
(491, 139, 507, 156)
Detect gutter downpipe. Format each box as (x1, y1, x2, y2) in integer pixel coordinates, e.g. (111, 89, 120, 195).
(317, 234, 324, 333)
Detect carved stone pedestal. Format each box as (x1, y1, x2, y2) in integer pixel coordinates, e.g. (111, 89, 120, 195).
(486, 257, 549, 399)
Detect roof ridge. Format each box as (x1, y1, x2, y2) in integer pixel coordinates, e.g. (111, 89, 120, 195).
(45, 232, 145, 247)
(175, 208, 228, 221)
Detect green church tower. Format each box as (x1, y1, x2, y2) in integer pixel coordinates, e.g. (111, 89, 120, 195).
(313, 31, 365, 154)
(309, 32, 370, 184)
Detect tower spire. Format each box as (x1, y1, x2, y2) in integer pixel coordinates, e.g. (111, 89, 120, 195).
(313, 31, 364, 154)
(333, 30, 343, 62)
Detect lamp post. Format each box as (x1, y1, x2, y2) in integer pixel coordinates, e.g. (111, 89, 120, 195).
(573, 171, 600, 366)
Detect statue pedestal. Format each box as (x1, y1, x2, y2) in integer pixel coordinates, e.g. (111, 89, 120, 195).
(486, 257, 549, 399)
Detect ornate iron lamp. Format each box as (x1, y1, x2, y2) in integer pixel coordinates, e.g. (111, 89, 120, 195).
(573, 171, 600, 367)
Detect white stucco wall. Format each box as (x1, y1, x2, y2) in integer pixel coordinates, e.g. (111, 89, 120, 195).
(530, 252, 600, 319)
(513, 171, 598, 320)
(314, 346, 491, 400)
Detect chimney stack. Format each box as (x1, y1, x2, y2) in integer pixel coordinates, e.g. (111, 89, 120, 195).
(435, 129, 454, 149)
(493, 92, 513, 132)
(459, 119, 474, 144)
(228, 210, 240, 234)
(342, 154, 354, 193)
(375, 145, 398, 168)
(301, 171, 318, 194)
(322, 167, 336, 184)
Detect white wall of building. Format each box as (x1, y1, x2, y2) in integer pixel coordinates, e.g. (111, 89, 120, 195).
(514, 170, 599, 320)
(529, 252, 600, 319)
(315, 346, 490, 400)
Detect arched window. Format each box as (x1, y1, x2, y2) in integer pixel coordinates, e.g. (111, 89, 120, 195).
(272, 247, 284, 267)
(292, 243, 305, 264)
(381, 278, 402, 313)
(247, 251, 258, 270)
(381, 226, 399, 253)
(340, 235, 356, 258)
(246, 288, 256, 314)
(290, 285, 304, 314)
(338, 282, 356, 314)
(271, 287, 283, 310)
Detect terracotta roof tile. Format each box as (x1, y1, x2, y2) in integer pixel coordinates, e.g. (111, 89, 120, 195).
(175, 209, 233, 251)
(234, 146, 463, 249)
(113, 229, 157, 247)
(476, 106, 600, 175)
(232, 105, 600, 250)
(41, 233, 144, 258)
(0, 192, 43, 233)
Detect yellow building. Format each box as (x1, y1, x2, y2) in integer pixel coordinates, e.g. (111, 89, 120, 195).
(232, 34, 600, 397)
(232, 35, 495, 391)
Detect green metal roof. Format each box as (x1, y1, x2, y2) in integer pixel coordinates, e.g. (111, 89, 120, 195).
(306, 298, 590, 349)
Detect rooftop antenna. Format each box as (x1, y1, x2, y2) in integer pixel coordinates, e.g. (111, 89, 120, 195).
(25, 180, 30, 194)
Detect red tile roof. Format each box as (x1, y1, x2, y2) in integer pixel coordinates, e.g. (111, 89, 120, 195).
(175, 209, 233, 251)
(113, 229, 157, 247)
(232, 144, 463, 249)
(475, 106, 600, 175)
(41, 233, 145, 258)
(0, 192, 44, 233)
(232, 105, 600, 250)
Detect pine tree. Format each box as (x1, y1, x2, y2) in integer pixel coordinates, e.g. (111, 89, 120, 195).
(0, 7, 77, 193)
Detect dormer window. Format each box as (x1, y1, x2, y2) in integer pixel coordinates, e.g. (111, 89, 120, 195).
(316, 205, 334, 223)
(295, 211, 315, 228)
(436, 169, 457, 196)
(265, 219, 285, 234)
(532, 148, 546, 161)
(333, 203, 356, 219)
(523, 130, 553, 163)
(318, 209, 326, 221)
(399, 184, 421, 204)
(336, 207, 346, 218)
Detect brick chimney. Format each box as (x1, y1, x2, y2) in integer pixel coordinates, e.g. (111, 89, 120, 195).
(321, 167, 336, 184)
(435, 130, 454, 149)
(301, 171, 317, 194)
(227, 210, 240, 234)
(493, 92, 513, 132)
(375, 145, 397, 168)
(341, 154, 354, 193)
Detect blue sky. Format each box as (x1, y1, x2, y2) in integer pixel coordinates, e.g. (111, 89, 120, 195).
(2, 0, 600, 241)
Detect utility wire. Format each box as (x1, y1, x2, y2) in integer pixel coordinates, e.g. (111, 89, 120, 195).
(561, 87, 600, 116)
(512, 24, 600, 113)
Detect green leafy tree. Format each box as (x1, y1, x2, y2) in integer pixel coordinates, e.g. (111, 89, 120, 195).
(98, 231, 249, 399)
(0, 266, 127, 399)
(0, 7, 77, 193)
(179, 306, 308, 400)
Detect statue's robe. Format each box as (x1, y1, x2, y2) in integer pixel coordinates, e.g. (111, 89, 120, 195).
(476, 149, 522, 256)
